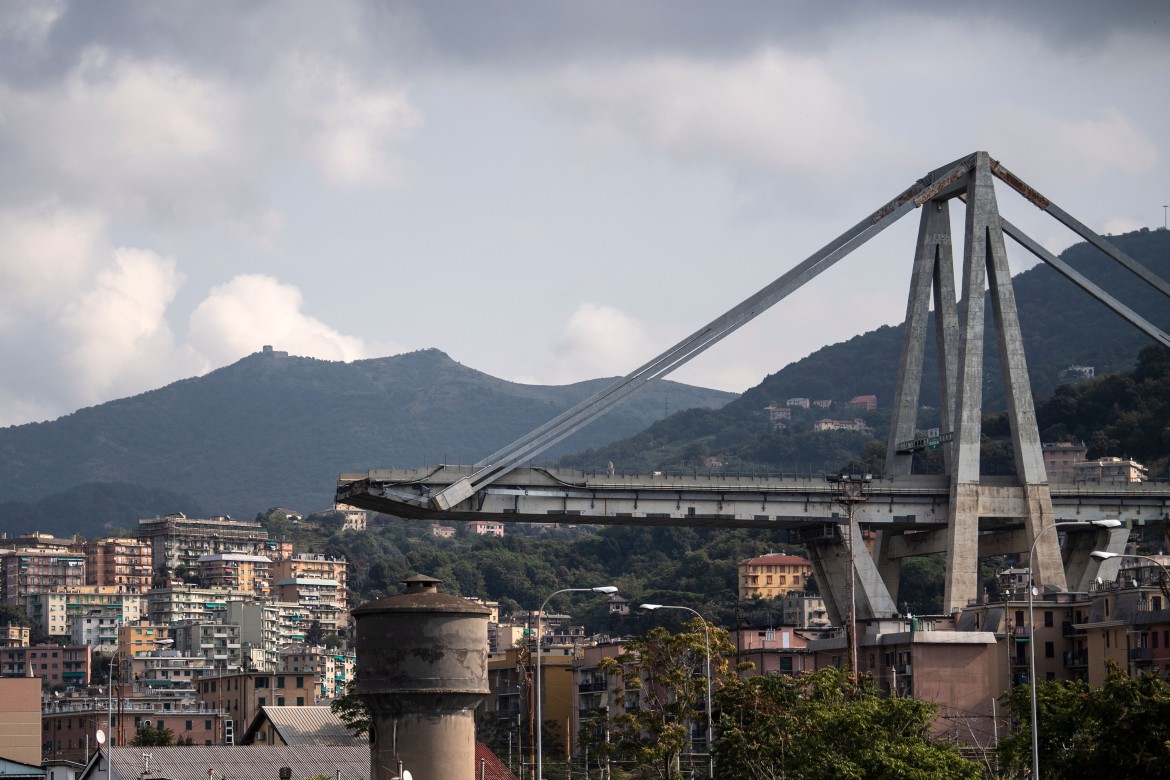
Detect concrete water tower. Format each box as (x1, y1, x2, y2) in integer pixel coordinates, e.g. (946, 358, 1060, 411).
(354, 574, 490, 780)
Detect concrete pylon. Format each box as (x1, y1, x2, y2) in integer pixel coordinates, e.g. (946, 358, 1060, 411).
(942, 152, 1062, 612)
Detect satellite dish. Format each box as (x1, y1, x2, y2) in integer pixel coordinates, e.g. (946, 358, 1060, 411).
(401, 772, 413, 780)
(95, 730, 106, 745)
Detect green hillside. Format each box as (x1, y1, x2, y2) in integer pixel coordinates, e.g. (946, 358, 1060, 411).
(0, 349, 735, 529)
(558, 228, 1170, 474)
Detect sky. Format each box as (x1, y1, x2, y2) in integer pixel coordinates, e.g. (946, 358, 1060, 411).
(0, 1, 1167, 428)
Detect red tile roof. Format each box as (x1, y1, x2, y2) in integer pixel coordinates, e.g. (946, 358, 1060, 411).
(740, 554, 811, 567)
(475, 744, 518, 780)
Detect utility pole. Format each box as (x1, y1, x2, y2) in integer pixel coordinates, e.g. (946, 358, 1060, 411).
(829, 474, 870, 678)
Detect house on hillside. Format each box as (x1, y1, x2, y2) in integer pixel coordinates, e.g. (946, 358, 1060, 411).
(846, 394, 878, 411)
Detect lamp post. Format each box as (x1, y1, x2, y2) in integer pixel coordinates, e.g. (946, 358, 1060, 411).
(536, 586, 618, 780)
(1026, 518, 1121, 780)
(1089, 550, 1170, 597)
(640, 604, 714, 780)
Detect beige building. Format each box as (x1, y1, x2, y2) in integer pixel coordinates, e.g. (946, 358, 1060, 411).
(278, 645, 355, 700)
(1041, 441, 1087, 481)
(25, 588, 145, 639)
(1073, 456, 1147, 483)
(0, 678, 40, 765)
(196, 552, 272, 596)
(467, 520, 505, 537)
(195, 671, 317, 739)
(737, 554, 813, 600)
(83, 538, 152, 594)
(145, 585, 252, 627)
(0, 625, 29, 648)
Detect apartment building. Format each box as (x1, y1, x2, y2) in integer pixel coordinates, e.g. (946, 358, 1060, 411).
(173, 622, 243, 674)
(69, 610, 120, 653)
(117, 624, 172, 660)
(0, 678, 41, 765)
(1, 550, 86, 606)
(42, 697, 227, 759)
(273, 577, 346, 635)
(25, 588, 145, 639)
(781, 593, 831, 628)
(145, 585, 253, 627)
(224, 602, 308, 671)
(196, 552, 272, 596)
(1041, 441, 1088, 482)
(137, 514, 268, 572)
(0, 644, 91, 686)
(1073, 456, 1148, 484)
(0, 625, 30, 648)
(271, 554, 347, 602)
(124, 649, 214, 696)
(467, 520, 505, 537)
(278, 645, 355, 700)
(737, 554, 813, 600)
(195, 671, 317, 739)
(83, 538, 152, 594)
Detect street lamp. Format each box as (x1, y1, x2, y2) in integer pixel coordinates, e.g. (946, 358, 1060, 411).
(1026, 518, 1121, 780)
(1089, 551, 1170, 595)
(536, 586, 618, 780)
(641, 604, 714, 780)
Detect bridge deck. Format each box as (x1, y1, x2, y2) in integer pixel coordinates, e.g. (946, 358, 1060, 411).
(337, 465, 1170, 530)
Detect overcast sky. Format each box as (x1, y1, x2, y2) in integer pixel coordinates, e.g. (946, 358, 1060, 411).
(0, 1, 1166, 427)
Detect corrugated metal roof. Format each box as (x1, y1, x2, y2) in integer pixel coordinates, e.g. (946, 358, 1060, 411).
(240, 706, 363, 747)
(105, 745, 368, 780)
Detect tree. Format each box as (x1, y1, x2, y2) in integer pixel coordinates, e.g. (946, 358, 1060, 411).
(131, 725, 176, 746)
(716, 667, 981, 780)
(585, 619, 735, 780)
(998, 663, 1170, 778)
(305, 619, 326, 646)
(0, 603, 31, 628)
(331, 679, 371, 740)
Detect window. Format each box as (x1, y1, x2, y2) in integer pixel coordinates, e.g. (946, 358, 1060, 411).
(186, 720, 193, 731)
(1044, 611, 1053, 628)
(257, 697, 265, 707)
(205, 720, 212, 730)
(276, 697, 285, 706)
(296, 697, 304, 706)
(1044, 642, 1054, 659)
(296, 676, 304, 688)
(276, 676, 285, 688)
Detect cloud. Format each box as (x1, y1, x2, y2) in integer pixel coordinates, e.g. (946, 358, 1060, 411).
(188, 274, 370, 367)
(61, 248, 197, 403)
(0, 208, 107, 315)
(986, 106, 1158, 181)
(528, 49, 878, 186)
(546, 303, 655, 382)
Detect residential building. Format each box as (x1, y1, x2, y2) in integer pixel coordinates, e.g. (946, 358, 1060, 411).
(68, 610, 120, 654)
(42, 699, 228, 761)
(467, 520, 505, 537)
(730, 627, 816, 676)
(0, 644, 90, 686)
(813, 417, 869, 432)
(430, 523, 456, 539)
(332, 504, 369, 533)
(196, 552, 272, 596)
(116, 624, 172, 661)
(1041, 441, 1088, 482)
(225, 602, 308, 671)
(808, 616, 999, 744)
(781, 593, 830, 628)
(136, 514, 268, 572)
(124, 649, 213, 697)
(273, 578, 346, 636)
(278, 646, 355, 700)
(0, 625, 30, 648)
(1073, 456, 1147, 483)
(0, 534, 79, 554)
(25, 588, 145, 640)
(174, 622, 243, 674)
(812, 399, 833, 409)
(271, 555, 347, 609)
(1, 551, 86, 606)
(764, 405, 791, 429)
(195, 672, 317, 735)
(737, 554, 813, 600)
(785, 397, 810, 409)
(145, 585, 253, 627)
(0, 678, 41, 765)
(82, 539, 151, 594)
(487, 644, 581, 758)
(846, 394, 878, 411)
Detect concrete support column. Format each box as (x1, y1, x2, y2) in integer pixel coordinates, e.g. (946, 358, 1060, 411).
(805, 520, 898, 625)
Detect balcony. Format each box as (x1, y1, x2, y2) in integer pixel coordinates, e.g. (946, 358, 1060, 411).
(1012, 626, 1031, 642)
(1063, 650, 1088, 668)
(1130, 647, 1153, 663)
(578, 681, 608, 693)
(893, 664, 912, 676)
